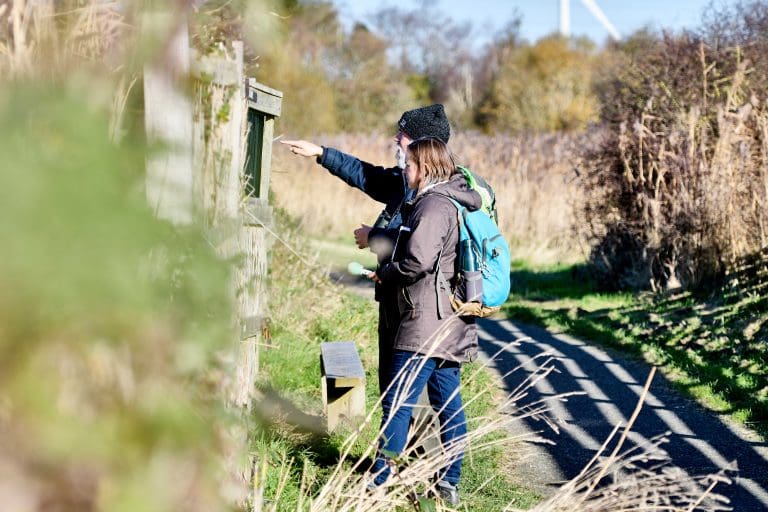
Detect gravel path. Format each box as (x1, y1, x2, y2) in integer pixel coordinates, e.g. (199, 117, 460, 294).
(477, 318, 768, 511)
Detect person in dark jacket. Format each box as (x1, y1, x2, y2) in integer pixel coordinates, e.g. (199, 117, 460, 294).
(280, 104, 452, 395)
(367, 137, 481, 505)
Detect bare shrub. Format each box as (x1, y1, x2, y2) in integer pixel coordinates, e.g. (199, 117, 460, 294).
(581, 12, 768, 290)
(271, 131, 589, 264)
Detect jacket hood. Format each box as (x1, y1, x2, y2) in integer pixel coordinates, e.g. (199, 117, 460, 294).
(422, 173, 482, 211)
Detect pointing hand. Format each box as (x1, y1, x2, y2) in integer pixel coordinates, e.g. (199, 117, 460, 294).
(280, 140, 323, 158)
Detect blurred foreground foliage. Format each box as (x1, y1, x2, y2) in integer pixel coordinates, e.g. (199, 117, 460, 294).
(0, 84, 234, 511)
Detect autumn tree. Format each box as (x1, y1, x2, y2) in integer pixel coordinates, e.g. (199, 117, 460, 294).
(252, 0, 340, 135)
(369, 3, 477, 127)
(331, 23, 414, 132)
(477, 35, 599, 133)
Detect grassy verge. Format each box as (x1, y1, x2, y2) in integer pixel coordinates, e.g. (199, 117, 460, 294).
(504, 259, 768, 440)
(250, 225, 541, 509)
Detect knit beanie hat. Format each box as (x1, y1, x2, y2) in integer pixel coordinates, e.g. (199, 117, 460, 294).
(397, 104, 451, 143)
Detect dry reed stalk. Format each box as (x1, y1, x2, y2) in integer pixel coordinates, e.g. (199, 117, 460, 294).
(109, 73, 138, 143)
(0, 0, 129, 78)
(583, 43, 768, 289)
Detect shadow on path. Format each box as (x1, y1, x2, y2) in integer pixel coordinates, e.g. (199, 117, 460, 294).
(478, 318, 768, 511)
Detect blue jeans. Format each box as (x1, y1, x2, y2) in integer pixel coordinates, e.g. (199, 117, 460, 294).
(371, 350, 467, 486)
(377, 300, 399, 394)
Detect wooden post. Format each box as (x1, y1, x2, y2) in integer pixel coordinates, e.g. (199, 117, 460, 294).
(145, 30, 284, 506)
(143, 14, 194, 225)
(185, 42, 284, 507)
(231, 220, 268, 407)
(191, 42, 245, 226)
(189, 46, 282, 409)
(234, 80, 283, 407)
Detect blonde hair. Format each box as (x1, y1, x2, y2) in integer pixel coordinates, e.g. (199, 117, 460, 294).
(407, 137, 457, 190)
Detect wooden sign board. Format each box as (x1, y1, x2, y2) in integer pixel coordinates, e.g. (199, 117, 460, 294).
(246, 79, 283, 117)
(244, 79, 282, 201)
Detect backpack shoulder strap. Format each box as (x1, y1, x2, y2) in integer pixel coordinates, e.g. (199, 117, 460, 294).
(427, 193, 464, 319)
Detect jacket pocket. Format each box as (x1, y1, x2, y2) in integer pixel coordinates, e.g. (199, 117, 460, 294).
(436, 272, 454, 318)
(398, 284, 422, 320)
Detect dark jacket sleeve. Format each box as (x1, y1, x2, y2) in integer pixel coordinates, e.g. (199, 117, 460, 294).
(378, 196, 454, 286)
(319, 147, 404, 205)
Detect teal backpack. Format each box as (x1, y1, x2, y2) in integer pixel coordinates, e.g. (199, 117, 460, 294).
(437, 195, 511, 318)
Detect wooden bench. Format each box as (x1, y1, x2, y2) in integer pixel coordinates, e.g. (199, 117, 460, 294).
(320, 341, 366, 431)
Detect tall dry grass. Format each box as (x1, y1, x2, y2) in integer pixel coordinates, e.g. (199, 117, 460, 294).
(256, 213, 730, 511)
(271, 131, 589, 264)
(0, 0, 129, 77)
(584, 25, 768, 290)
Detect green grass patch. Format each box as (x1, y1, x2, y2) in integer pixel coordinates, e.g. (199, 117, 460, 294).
(504, 261, 768, 440)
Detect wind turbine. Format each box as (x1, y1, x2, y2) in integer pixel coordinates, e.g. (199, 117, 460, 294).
(559, 0, 621, 41)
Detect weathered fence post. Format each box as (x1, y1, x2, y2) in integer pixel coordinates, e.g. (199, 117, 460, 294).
(188, 45, 283, 409)
(145, 28, 282, 506)
(188, 47, 283, 510)
(192, 42, 245, 226)
(235, 79, 282, 407)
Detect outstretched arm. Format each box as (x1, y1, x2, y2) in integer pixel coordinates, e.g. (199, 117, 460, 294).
(280, 139, 404, 205)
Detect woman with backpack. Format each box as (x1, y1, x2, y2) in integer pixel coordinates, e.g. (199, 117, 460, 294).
(367, 137, 482, 505)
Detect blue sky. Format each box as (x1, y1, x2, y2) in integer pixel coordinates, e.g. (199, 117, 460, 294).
(332, 0, 728, 47)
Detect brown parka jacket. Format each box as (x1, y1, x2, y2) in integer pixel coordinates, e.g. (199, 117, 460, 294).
(378, 173, 482, 362)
